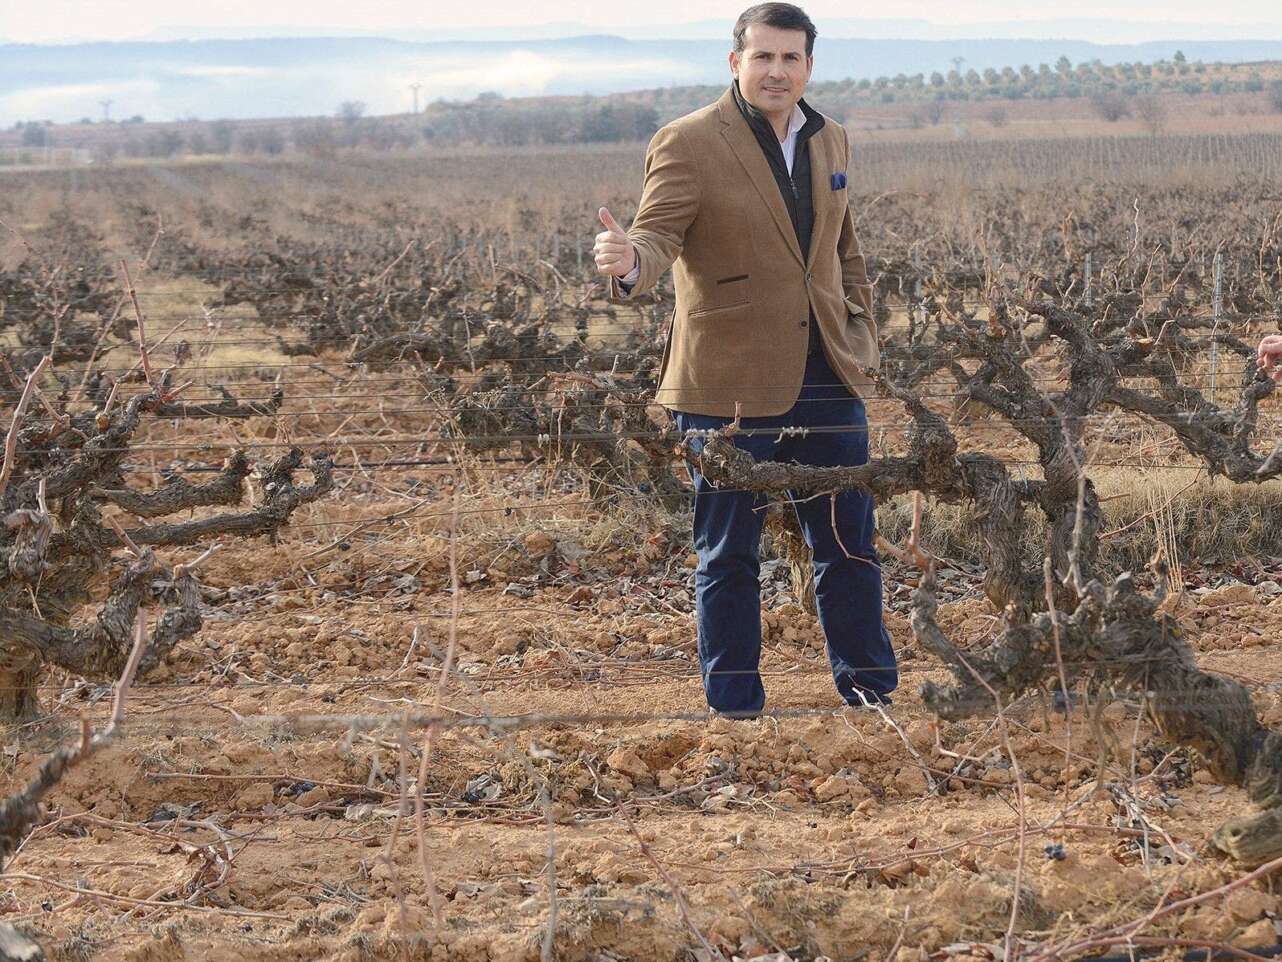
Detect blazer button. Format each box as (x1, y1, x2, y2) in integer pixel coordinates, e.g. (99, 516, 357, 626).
(805, 271, 814, 281)
(799, 320, 809, 328)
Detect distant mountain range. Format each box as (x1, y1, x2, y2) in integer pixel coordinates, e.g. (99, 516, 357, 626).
(5, 33, 1282, 126)
(38, 17, 1282, 45)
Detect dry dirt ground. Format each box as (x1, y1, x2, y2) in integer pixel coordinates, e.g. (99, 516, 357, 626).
(3, 353, 1282, 962)
(4, 151, 1282, 960)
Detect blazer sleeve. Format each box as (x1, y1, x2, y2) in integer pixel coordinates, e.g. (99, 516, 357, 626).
(609, 123, 700, 302)
(836, 127, 876, 329)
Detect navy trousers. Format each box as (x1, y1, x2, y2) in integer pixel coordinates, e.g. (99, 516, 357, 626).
(673, 348, 897, 715)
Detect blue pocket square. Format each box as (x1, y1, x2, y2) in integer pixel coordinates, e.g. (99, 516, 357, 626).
(831, 172, 848, 190)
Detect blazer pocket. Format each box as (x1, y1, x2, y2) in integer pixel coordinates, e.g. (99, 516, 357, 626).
(688, 299, 751, 319)
(843, 295, 868, 318)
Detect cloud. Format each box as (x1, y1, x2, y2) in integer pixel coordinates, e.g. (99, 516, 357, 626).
(0, 44, 712, 123)
(402, 49, 703, 99)
(0, 78, 160, 121)
(172, 64, 275, 78)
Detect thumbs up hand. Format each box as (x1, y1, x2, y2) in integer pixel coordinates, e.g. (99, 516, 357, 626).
(1259, 334, 1282, 383)
(594, 207, 637, 279)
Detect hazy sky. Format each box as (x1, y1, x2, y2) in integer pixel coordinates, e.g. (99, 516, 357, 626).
(5, 0, 1282, 44)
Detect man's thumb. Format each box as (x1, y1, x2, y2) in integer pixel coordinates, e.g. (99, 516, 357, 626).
(599, 207, 623, 233)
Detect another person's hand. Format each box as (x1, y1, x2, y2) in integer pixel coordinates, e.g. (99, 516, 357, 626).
(1258, 334, 1282, 383)
(593, 207, 637, 279)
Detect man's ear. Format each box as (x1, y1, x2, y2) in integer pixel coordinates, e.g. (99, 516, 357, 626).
(728, 49, 739, 79)
(805, 54, 814, 81)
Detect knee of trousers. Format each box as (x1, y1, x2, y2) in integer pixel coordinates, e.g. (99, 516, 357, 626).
(696, 553, 760, 583)
(811, 551, 880, 577)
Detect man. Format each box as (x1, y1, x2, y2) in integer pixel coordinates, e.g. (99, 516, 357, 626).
(593, 3, 896, 717)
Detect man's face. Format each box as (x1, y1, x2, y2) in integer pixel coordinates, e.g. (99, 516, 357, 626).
(729, 23, 813, 117)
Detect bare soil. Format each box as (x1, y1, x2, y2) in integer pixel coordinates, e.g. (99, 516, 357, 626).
(4, 372, 1282, 960)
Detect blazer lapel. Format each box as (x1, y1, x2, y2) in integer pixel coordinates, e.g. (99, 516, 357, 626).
(716, 91, 804, 268)
(806, 130, 830, 270)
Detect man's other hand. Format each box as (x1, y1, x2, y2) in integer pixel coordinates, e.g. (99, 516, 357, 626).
(594, 207, 637, 278)
(1259, 334, 1282, 383)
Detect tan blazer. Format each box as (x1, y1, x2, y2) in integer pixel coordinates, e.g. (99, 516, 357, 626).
(610, 86, 879, 417)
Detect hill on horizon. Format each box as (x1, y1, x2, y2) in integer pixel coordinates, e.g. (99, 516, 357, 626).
(6, 34, 1282, 126)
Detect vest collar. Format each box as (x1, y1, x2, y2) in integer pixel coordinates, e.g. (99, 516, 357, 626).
(730, 79, 824, 145)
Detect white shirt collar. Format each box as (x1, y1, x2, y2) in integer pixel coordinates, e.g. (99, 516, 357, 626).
(779, 101, 807, 175)
(783, 102, 806, 142)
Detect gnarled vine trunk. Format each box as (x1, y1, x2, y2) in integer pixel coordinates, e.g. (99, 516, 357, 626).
(691, 295, 1282, 863)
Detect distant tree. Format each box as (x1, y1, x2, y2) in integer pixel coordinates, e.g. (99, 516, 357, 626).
(258, 126, 286, 155)
(77, 116, 94, 125)
(237, 127, 282, 154)
(126, 115, 145, 124)
(337, 101, 366, 124)
(144, 129, 184, 158)
(1089, 91, 1130, 121)
(487, 109, 533, 146)
(1055, 55, 1073, 76)
(92, 142, 119, 165)
(186, 130, 209, 155)
(1134, 95, 1169, 134)
(929, 71, 945, 87)
(19, 123, 48, 147)
(208, 120, 235, 153)
(577, 103, 660, 144)
(632, 105, 660, 140)
(984, 105, 1009, 128)
(1269, 81, 1282, 114)
(580, 105, 623, 142)
(294, 119, 337, 158)
(923, 98, 947, 124)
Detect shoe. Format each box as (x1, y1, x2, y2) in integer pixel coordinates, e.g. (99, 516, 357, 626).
(708, 706, 762, 721)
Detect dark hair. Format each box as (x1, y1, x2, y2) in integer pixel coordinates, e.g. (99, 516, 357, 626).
(733, 3, 817, 57)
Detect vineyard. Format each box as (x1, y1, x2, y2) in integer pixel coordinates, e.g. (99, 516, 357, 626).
(1, 134, 1281, 961)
